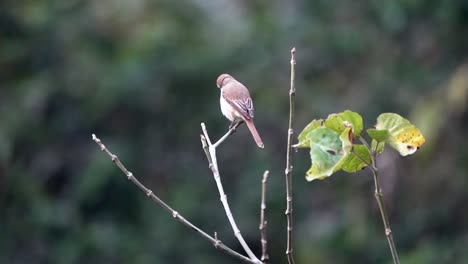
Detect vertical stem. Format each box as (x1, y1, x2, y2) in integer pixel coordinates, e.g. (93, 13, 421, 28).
(284, 47, 296, 264)
(370, 162, 400, 264)
(259, 170, 270, 263)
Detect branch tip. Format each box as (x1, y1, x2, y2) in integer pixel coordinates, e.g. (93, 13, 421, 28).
(260, 170, 270, 262)
(262, 170, 269, 183)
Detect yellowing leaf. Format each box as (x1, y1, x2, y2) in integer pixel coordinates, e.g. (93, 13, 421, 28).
(375, 113, 425, 156)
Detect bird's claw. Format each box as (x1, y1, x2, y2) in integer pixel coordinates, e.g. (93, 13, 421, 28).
(228, 120, 243, 133)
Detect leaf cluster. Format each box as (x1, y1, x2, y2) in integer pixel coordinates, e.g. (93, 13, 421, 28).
(296, 111, 425, 181)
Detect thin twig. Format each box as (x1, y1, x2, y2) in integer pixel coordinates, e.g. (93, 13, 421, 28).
(359, 136, 372, 153)
(284, 47, 297, 264)
(259, 170, 270, 263)
(91, 134, 256, 264)
(200, 124, 262, 264)
(213, 122, 241, 148)
(369, 160, 400, 264)
(359, 136, 377, 166)
(373, 141, 381, 156)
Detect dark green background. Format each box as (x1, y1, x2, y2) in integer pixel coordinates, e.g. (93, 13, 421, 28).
(1, 1, 468, 263)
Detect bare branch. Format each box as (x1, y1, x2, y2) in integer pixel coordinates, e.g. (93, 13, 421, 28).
(284, 47, 297, 264)
(200, 124, 262, 264)
(213, 122, 241, 148)
(91, 134, 256, 264)
(259, 170, 270, 263)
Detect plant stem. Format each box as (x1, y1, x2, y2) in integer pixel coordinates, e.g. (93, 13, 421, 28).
(259, 170, 270, 263)
(361, 136, 400, 264)
(201, 123, 262, 264)
(359, 136, 372, 154)
(91, 134, 256, 264)
(284, 47, 297, 264)
(369, 165, 400, 264)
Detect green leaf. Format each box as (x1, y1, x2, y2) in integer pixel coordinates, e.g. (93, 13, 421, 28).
(296, 119, 323, 148)
(375, 113, 425, 156)
(342, 145, 371, 172)
(305, 127, 350, 181)
(324, 110, 363, 138)
(367, 128, 389, 142)
(371, 139, 385, 154)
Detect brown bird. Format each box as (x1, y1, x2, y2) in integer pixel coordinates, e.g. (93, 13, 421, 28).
(216, 74, 264, 148)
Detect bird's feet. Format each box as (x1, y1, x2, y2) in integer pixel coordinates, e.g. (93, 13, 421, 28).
(228, 121, 237, 131)
(228, 120, 243, 133)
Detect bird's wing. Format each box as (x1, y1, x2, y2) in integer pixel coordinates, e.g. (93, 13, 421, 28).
(222, 84, 254, 120)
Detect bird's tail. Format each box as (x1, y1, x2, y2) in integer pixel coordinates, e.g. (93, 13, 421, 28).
(245, 119, 264, 148)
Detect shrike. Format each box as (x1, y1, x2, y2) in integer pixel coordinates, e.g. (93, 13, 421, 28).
(216, 74, 264, 148)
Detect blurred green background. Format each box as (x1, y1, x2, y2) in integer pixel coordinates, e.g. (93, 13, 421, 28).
(1, 0, 468, 263)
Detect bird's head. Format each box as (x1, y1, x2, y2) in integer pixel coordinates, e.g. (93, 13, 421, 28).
(216, 73, 233, 89)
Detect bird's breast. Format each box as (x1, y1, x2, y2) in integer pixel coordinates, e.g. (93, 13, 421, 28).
(220, 95, 238, 121)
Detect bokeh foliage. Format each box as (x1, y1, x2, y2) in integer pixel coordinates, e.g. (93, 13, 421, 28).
(1, 0, 468, 263)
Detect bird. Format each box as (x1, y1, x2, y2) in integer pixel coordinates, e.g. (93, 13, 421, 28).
(216, 73, 264, 148)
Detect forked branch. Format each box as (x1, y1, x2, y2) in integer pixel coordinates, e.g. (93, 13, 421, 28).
(91, 134, 256, 264)
(200, 123, 262, 264)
